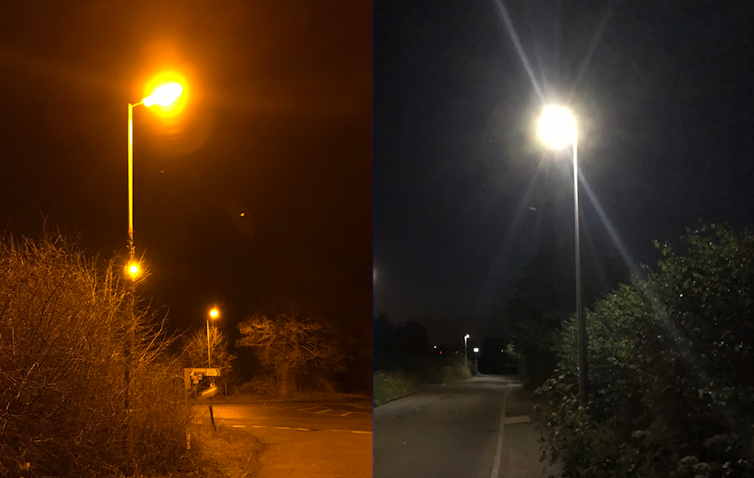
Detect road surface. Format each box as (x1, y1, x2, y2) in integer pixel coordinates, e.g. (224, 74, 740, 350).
(374, 376, 558, 478)
(199, 398, 372, 477)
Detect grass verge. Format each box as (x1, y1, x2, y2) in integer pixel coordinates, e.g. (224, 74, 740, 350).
(373, 371, 422, 407)
(374, 362, 473, 407)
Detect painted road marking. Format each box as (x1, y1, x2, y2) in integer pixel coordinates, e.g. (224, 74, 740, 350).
(254, 404, 372, 417)
(490, 386, 509, 478)
(232, 424, 370, 434)
(504, 415, 530, 425)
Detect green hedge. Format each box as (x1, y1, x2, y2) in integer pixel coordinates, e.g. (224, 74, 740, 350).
(537, 225, 754, 477)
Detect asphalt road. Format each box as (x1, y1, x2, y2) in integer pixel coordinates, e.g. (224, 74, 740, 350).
(374, 376, 558, 478)
(204, 398, 372, 477)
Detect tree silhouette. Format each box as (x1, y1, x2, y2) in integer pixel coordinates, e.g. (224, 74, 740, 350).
(236, 311, 342, 397)
(180, 326, 236, 388)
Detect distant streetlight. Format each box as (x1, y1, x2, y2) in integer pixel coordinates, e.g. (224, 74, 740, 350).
(464, 334, 470, 370)
(207, 308, 220, 368)
(126, 261, 141, 279)
(473, 347, 479, 353)
(537, 104, 588, 405)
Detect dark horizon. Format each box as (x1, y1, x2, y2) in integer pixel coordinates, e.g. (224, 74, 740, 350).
(0, 1, 371, 385)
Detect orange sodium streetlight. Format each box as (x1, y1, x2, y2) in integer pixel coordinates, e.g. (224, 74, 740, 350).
(126, 81, 184, 267)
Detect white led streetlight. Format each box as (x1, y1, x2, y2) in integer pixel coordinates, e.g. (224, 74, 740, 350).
(537, 104, 588, 405)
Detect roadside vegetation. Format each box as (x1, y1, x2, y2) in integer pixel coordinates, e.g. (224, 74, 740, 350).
(373, 370, 422, 406)
(235, 305, 345, 399)
(0, 233, 192, 477)
(185, 414, 264, 477)
(181, 326, 237, 395)
(0, 230, 362, 476)
(181, 301, 364, 402)
(532, 224, 754, 477)
(373, 315, 471, 406)
(504, 220, 628, 389)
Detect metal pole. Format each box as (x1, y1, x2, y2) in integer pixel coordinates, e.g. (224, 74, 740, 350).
(207, 318, 212, 369)
(128, 103, 135, 261)
(124, 103, 134, 462)
(464, 336, 468, 370)
(207, 317, 215, 432)
(573, 133, 588, 405)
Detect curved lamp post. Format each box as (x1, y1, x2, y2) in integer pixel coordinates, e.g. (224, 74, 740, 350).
(127, 82, 183, 271)
(537, 105, 588, 405)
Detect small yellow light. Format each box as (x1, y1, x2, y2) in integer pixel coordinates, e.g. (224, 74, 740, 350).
(126, 262, 140, 279)
(142, 83, 183, 107)
(209, 308, 219, 319)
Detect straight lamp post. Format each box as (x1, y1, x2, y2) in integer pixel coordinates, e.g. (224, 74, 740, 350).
(207, 308, 220, 368)
(537, 105, 588, 405)
(206, 308, 220, 430)
(464, 334, 470, 370)
(123, 82, 184, 455)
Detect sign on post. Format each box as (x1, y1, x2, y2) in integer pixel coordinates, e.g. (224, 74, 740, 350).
(183, 368, 221, 391)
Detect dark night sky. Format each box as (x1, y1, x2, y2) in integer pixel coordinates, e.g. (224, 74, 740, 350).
(374, 0, 754, 345)
(0, 1, 371, 357)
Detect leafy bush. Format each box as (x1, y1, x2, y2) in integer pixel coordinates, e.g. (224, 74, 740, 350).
(537, 225, 754, 477)
(504, 228, 628, 389)
(0, 234, 189, 477)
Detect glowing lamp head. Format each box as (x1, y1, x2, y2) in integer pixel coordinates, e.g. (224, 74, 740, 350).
(126, 262, 141, 279)
(209, 308, 220, 319)
(538, 105, 577, 150)
(142, 83, 183, 107)
(473, 347, 479, 353)
(465, 334, 470, 339)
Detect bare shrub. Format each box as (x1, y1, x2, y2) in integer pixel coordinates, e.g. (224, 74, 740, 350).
(237, 310, 343, 398)
(0, 233, 189, 477)
(180, 325, 237, 392)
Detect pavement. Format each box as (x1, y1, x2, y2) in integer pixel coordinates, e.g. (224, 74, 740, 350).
(373, 375, 560, 478)
(197, 398, 372, 477)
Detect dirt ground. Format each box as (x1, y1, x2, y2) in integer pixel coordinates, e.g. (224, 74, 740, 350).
(132, 422, 264, 478)
(189, 423, 265, 478)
